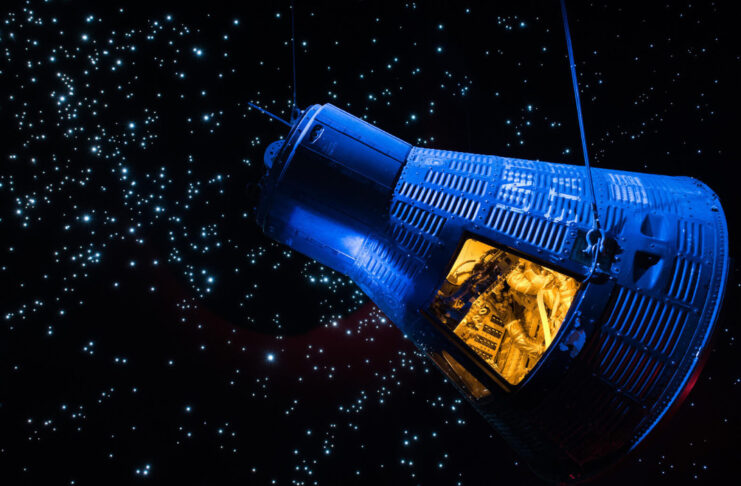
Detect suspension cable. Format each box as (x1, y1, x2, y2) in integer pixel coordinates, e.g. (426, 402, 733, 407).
(560, 0, 601, 233)
(560, 0, 604, 274)
(290, 0, 299, 120)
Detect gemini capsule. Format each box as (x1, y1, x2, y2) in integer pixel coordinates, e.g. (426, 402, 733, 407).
(256, 103, 729, 483)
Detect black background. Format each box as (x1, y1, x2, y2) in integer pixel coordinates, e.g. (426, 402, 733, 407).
(0, 1, 738, 484)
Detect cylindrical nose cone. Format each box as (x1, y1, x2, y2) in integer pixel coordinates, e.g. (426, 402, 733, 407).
(257, 104, 411, 274)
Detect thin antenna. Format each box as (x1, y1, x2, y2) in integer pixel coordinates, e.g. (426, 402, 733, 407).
(560, 0, 601, 234)
(290, 0, 300, 121)
(248, 101, 291, 127)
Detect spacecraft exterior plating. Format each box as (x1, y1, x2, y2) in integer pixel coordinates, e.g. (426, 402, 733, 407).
(256, 103, 729, 482)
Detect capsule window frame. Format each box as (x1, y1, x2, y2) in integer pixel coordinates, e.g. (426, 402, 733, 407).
(421, 232, 585, 394)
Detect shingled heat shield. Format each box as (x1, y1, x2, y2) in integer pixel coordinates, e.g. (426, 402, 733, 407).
(257, 103, 729, 483)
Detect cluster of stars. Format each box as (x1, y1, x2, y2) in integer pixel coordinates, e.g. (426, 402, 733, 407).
(0, 1, 733, 485)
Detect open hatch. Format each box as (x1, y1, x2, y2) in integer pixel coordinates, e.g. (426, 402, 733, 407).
(430, 238, 581, 386)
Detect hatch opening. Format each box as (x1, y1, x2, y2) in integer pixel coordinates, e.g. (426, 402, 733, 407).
(430, 238, 581, 385)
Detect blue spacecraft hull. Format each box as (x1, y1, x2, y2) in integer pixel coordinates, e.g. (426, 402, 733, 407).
(257, 103, 729, 482)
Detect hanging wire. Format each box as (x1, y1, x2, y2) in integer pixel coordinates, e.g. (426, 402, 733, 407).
(560, 0, 604, 275)
(290, 0, 300, 121)
(250, 1, 300, 125)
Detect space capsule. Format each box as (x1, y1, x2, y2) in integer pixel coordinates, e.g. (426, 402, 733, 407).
(256, 103, 728, 483)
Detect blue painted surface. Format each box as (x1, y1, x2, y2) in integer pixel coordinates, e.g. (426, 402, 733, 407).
(257, 103, 729, 482)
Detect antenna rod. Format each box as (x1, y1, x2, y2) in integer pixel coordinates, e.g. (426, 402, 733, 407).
(290, 0, 299, 118)
(560, 0, 601, 232)
(248, 102, 291, 127)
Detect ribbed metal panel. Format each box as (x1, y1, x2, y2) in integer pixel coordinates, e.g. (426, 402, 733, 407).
(424, 169, 488, 197)
(595, 333, 665, 399)
(678, 219, 703, 257)
(389, 223, 433, 259)
(449, 158, 493, 177)
(667, 257, 702, 304)
(398, 182, 481, 221)
(602, 287, 688, 357)
(354, 238, 420, 297)
(601, 204, 627, 233)
(643, 180, 680, 213)
(485, 206, 566, 253)
(391, 200, 445, 237)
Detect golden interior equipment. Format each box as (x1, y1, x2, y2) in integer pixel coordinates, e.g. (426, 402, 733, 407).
(431, 239, 580, 385)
